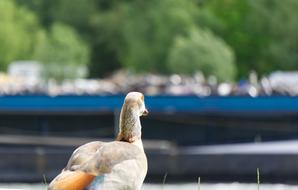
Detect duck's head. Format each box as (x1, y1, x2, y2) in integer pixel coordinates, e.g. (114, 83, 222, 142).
(124, 92, 149, 117)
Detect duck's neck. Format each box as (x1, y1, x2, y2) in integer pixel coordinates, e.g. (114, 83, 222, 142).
(116, 104, 142, 142)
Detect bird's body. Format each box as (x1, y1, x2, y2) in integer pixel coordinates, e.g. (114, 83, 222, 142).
(85, 140, 147, 190)
(49, 92, 148, 190)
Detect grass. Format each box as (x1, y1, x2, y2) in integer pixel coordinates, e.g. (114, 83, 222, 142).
(42, 174, 48, 190)
(42, 169, 262, 190)
(257, 168, 260, 190)
(162, 172, 168, 190)
(195, 168, 261, 190)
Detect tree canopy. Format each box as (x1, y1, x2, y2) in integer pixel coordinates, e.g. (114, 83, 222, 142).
(167, 28, 236, 81)
(34, 23, 89, 81)
(0, 0, 41, 70)
(3, 0, 298, 81)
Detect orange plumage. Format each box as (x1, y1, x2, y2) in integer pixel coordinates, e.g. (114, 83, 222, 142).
(49, 170, 95, 190)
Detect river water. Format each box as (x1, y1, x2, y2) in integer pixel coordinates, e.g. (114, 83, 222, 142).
(0, 183, 297, 190)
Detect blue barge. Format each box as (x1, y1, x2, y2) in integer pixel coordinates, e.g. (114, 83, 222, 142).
(1, 95, 298, 183)
(0, 95, 297, 114)
(0, 95, 298, 145)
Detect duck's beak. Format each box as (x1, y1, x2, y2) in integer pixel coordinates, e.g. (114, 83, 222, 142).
(142, 108, 149, 116)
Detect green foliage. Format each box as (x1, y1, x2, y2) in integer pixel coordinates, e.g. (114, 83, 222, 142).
(0, 0, 42, 70)
(34, 23, 90, 81)
(87, 4, 124, 77)
(167, 28, 236, 81)
(17, 0, 122, 78)
(251, 0, 298, 72)
(11, 0, 298, 80)
(87, 0, 201, 76)
(201, 0, 255, 78)
(201, 0, 298, 78)
(118, 0, 199, 73)
(15, 0, 54, 27)
(51, 0, 95, 30)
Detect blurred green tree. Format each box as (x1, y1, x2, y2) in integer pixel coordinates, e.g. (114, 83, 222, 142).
(87, 3, 124, 77)
(251, 0, 298, 72)
(15, 0, 54, 27)
(0, 0, 42, 70)
(167, 28, 236, 81)
(15, 0, 240, 80)
(201, 0, 298, 78)
(201, 0, 257, 79)
(17, 0, 122, 78)
(14, 0, 298, 80)
(34, 23, 90, 81)
(87, 0, 201, 76)
(117, 0, 199, 73)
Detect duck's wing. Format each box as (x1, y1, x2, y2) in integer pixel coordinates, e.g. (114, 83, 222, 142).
(65, 141, 105, 171)
(48, 141, 104, 190)
(71, 141, 146, 176)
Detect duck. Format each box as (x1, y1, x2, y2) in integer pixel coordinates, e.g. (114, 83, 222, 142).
(48, 92, 149, 190)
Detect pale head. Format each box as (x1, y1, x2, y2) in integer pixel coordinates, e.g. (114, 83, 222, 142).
(124, 92, 148, 117)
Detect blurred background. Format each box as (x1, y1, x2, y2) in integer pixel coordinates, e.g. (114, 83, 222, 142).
(1, 0, 298, 189)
